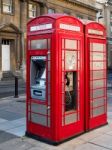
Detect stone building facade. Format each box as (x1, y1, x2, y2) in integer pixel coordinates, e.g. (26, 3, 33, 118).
(104, 1, 112, 69)
(96, 0, 112, 69)
(0, 0, 98, 80)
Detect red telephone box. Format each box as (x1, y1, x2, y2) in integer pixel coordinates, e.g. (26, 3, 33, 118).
(84, 21, 107, 130)
(26, 14, 84, 143)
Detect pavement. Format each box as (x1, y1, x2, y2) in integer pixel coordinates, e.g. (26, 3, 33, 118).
(0, 90, 111, 150)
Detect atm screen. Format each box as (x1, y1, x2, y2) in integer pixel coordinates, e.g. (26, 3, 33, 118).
(30, 56, 46, 100)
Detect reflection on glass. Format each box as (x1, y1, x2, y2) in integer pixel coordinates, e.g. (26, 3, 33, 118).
(92, 43, 104, 52)
(91, 70, 104, 79)
(31, 39, 47, 50)
(91, 79, 104, 89)
(92, 88, 104, 98)
(30, 56, 46, 100)
(92, 52, 104, 61)
(65, 51, 77, 70)
(92, 62, 104, 70)
(65, 39, 77, 49)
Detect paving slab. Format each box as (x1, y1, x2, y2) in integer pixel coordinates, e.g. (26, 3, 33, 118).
(7, 125, 25, 137)
(106, 130, 112, 136)
(10, 117, 26, 126)
(0, 118, 7, 123)
(108, 112, 112, 119)
(0, 138, 33, 150)
(0, 110, 23, 121)
(0, 130, 18, 144)
(77, 129, 103, 142)
(90, 134, 112, 149)
(0, 121, 18, 130)
(74, 143, 108, 150)
(24, 136, 86, 150)
(91, 125, 112, 134)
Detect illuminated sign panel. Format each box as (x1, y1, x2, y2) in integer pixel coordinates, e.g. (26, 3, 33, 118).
(60, 23, 80, 32)
(30, 24, 52, 31)
(88, 29, 103, 35)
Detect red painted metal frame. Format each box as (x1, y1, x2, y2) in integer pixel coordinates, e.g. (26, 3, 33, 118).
(26, 14, 84, 143)
(84, 22, 107, 131)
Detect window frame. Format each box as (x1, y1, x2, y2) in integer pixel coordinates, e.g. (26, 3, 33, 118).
(1, 0, 14, 15)
(28, 2, 37, 19)
(110, 11, 112, 20)
(76, 14, 83, 19)
(48, 8, 55, 14)
(110, 23, 112, 35)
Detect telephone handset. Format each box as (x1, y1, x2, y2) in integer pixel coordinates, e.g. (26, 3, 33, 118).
(65, 73, 72, 106)
(65, 73, 70, 86)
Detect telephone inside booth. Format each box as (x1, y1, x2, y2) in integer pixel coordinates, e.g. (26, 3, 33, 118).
(64, 48, 78, 111)
(65, 72, 77, 111)
(30, 56, 46, 100)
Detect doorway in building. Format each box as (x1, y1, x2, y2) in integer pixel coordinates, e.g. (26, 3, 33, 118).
(2, 39, 10, 71)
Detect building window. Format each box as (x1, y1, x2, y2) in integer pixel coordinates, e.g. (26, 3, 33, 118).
(48, 8, 55, 14)
(29, 3, 37, 18)
(88, 17, 94, 21)
(110, 23, 112, 35)
(76, 14, 83, 19)
(64, 11, 70, 15)
(110, 12, 112, 21)
(2, 0, 13, 14)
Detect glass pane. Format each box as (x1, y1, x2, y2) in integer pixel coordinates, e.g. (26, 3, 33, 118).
(92, 62, 104, 70)
(91, 43, 104, 52)
(32, 11, 36, 17)
(3, 5, 11, 12)
(91, 79, 105, 89)
(91, 52, 104, 61)
(48, 8, 55, 14)
(65, 113, 77, 125)
(31, 113, 47, 126)
(92, 88, 105, 99)
(31, 39, 47, 50)
(65, 39, 77, 49)
(65, 51, 77, 70)
(29, 11, 34, 18)
(31, 103, 47, 114)
(92, 106, 105, 117)
(92, 98, 105, 108)
(29, 4, 36, 10)
(29, 4, 33, 10)
(91, 70, 104, 79)
(30, 56, 46, 101)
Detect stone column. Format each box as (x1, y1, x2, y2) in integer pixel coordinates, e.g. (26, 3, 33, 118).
(0, 37, 2, 79)
(0, 37, 2, 71)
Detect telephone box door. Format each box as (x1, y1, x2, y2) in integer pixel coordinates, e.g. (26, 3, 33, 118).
(87, 38, 107, 129)
(58, 33, 84, 139)
(27, 36, 52, 139)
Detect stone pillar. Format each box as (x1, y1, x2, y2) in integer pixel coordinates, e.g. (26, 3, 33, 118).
(0, 37, 3, 80)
